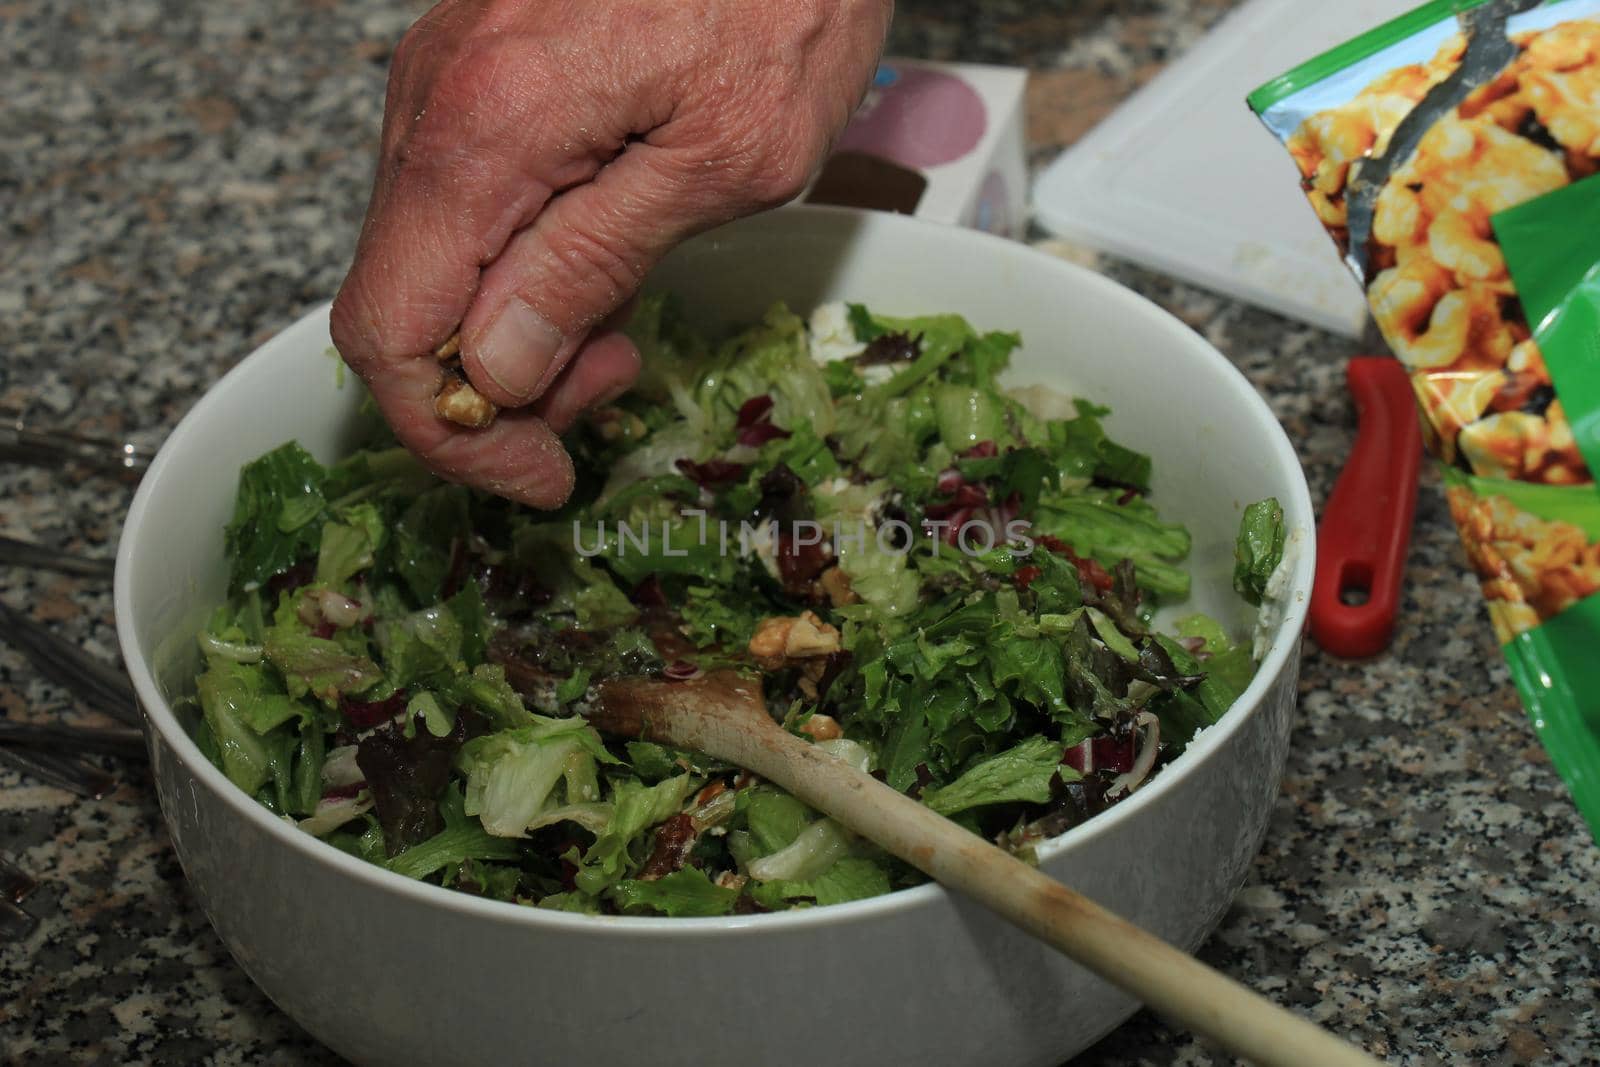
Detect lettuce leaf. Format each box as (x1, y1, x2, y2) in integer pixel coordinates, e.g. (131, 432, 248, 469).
(832, 388, 940, 479)
(698, 303, 835, 440)
(315, 502, 386, 588)
(749, 856, 891, 909)
(195, 659, 281, 796)
(263, 627, 382, 703)
(746, 818, 853, 882)
(573, 775, 697, 894)
(225, 442, 328, 593)
(609, 866, 739, 917)
(741, 788, 814, 855)
(436, 663, 534, 731)
(921, 736, 1066, 816)
(387, 786, 522, 880)
(834, 530, 921, 623)
(457, 717, 618, 838)
(680, 583, 760, 650)
(375, 580, 485, 685)
(1149, 634, 1249, 749)
(932, 384, 1006, 451)
(1233, 497, 1286, 605)
(392, 484, 471, 604)
(624, 291, 715, 404)
(514, 523, 639, 629)
(1032, 490, 1190, 599)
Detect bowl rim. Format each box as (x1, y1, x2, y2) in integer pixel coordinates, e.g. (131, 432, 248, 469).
(115, 204, 1315, 938)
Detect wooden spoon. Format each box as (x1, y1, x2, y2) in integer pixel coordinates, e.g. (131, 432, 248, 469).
(590, 671, 1382, 1067)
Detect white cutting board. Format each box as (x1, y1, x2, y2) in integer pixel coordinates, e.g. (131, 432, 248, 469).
(1033, 0, 1420, 337)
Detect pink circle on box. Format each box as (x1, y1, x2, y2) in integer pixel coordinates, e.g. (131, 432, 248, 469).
(837, 67, 987, 170)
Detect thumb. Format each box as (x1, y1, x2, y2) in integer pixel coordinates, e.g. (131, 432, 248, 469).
(457, 141, 804, 408)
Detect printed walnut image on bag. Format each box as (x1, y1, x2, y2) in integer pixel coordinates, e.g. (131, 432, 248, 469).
(1446, 483, 1600, 642)
(1285, 18, 1600, 486)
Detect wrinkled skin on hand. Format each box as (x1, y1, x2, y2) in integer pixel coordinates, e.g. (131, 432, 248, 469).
(331, 0, 892, 507)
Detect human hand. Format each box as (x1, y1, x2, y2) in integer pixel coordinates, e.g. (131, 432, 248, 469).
(331, 0, 892, 506)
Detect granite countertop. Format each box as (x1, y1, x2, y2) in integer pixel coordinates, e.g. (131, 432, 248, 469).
(2, 0, 1596, 1063)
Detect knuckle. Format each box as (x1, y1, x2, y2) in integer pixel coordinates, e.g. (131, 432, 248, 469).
(749, 131, 826, 205)
(705, 115, 822, 208)
(431, 39, 507, 109)
(704, 79, 834, 207)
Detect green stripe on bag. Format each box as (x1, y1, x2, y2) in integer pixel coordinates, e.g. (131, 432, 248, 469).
(1506, 594, 1600, 841)
(1493, 176, 1600, 483)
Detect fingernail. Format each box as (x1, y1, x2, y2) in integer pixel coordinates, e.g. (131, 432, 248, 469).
(475, 298, 563, 401)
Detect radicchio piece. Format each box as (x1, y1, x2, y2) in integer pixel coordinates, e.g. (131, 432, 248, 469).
(1091, 732, 1136, 775)
(734, 393, 792, 447)
(854, 331, 921, 366)
(675, 457, 748, 487)
(663, 660, 703, 682)
(340, 690, 408, 730)
(1062, 714, 1144, 782)
(735, 394, 775, 429)
(738, 421, 792, 447)
(629, 574, 669, 608)
(263, 558, 315, 602)
(952, 483, 991, 509)
(1037, 534, 1115, 593)
(924, 465, 1023, 547)
(1062, 739, 1094, 774)
(356, 714, 467, 856)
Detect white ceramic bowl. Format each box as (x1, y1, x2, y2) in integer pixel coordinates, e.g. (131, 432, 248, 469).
(116, 206, 1313, 1067)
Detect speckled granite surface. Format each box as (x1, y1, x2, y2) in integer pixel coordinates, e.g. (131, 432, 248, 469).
(2, 1, 1597, 1063)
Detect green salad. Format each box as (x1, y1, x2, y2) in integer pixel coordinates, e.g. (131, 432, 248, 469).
(189, 298, 1287, 916)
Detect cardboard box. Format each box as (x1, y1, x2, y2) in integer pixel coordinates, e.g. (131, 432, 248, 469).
(806, 58, 1029, 239)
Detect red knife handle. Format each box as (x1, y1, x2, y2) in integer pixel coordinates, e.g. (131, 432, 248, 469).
(1310, 357, 1422, 658)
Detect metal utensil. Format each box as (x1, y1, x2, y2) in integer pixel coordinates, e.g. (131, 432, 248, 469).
(0, 720, 145, 759)
(0, 856, 38, 904)
(0, 744, 115, 799)
(0, 600, 139, 726)
(0, 407, 152, 477)
(0, 534, 116, 579)
(0, 899, 38, 942)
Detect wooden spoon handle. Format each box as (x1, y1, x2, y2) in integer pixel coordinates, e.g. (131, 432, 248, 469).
(618, 677, 1381, 1067)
